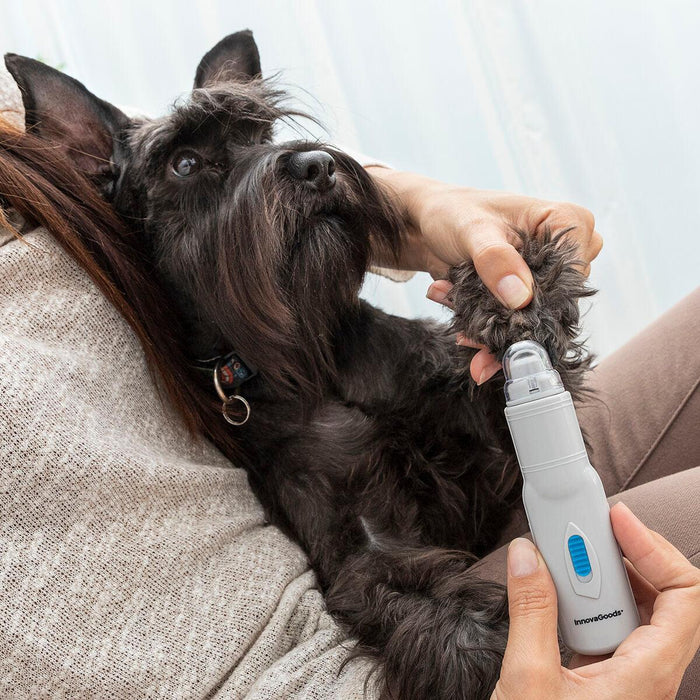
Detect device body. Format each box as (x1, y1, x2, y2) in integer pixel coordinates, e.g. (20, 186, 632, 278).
(503, 341, 640, 655)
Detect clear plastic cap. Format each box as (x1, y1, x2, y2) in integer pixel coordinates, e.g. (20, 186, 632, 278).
(503, 340, 564, 405)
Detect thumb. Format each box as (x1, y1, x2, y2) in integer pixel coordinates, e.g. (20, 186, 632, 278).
(501, 539, 561, 677)
(467, 228, 534, 309)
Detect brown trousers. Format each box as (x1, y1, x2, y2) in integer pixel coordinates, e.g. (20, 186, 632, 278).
(471, 287, 700, 698)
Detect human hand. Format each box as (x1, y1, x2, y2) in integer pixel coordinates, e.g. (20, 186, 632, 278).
(491, 502, 700, 700)
(367, 168, 602, 384)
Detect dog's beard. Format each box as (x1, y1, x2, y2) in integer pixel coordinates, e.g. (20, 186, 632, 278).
(163, 146, 404, 404)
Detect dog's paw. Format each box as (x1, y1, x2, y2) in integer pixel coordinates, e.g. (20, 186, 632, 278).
(448, 228, 595, 397)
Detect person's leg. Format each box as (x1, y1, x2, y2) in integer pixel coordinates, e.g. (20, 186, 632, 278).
(470, 467, 700, 699)
(578, 287, 700, 493)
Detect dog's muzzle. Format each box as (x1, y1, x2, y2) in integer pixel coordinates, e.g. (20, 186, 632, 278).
(287, 150, 336, 192)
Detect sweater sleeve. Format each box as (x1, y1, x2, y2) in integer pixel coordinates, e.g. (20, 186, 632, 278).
(0, 224, 377, 700)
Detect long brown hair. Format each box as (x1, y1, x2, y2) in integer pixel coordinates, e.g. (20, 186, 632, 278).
(0, 118, 239, 460)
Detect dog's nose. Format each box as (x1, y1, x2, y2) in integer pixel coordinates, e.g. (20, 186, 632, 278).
(287, 151, 336, 191)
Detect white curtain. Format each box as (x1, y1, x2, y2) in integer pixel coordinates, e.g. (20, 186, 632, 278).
(2, 0, 698, 358)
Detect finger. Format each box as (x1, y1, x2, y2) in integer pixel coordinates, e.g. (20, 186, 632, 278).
(575, 232, 601, 277)
(538, 206, 600, 272)
(611, 503, 700, 591)
(465, 225, 534, 309)
(588, 230, 603, 262)
(536, 202, 595, 239)
(426, 279, 454, 309)
(454, 337, 502, 383)
(455, 333, 486, 349)
(623, 558, 658, 613)
(502, 538, 562, 677)
(468, 349, 501, 385)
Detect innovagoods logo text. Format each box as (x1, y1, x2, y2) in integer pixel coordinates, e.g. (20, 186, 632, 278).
(574, 609, 623, 626)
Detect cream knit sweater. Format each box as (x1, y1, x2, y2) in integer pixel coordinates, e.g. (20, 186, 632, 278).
(0, 223, 377, 698)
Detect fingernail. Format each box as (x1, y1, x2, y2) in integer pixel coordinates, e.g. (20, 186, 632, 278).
(496, 275, 531, 309)
(508, 538, 539, 577)
(426, 283, 448, 304)
(615, 501, 640, 523)
(477, 364, 500, 385)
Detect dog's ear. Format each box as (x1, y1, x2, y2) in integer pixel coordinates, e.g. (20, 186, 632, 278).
(4, 54, 126, 183)
(194, 30, 261, 88)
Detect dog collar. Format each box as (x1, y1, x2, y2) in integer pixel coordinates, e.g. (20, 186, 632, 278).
(193, 350, 257, 389)
(193, 350, 257, 426)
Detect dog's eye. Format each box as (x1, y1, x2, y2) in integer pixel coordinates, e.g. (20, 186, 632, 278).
(172, 152, 200, 178)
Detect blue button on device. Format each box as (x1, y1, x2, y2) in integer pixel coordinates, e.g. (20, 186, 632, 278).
(567, 535, 592, 577)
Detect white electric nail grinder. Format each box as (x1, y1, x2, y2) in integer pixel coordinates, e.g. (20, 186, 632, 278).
(503, 340, 640, 655)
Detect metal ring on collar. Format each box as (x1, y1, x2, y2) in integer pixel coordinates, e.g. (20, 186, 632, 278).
(221, 394, 251, 426)
(214, 359, 251, 426)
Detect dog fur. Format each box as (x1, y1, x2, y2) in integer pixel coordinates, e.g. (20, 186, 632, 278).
(6, 31, 594, 699)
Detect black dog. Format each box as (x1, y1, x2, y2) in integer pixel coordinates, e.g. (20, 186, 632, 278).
(6, 31, 593, 699)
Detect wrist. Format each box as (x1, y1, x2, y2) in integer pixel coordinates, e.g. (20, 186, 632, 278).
(365, 166, 447, 271)
(365, 166, 443, 227)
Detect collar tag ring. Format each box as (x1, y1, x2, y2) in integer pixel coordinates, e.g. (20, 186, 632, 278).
(221, 394, 251, 426)
(215, 360, 251, 426)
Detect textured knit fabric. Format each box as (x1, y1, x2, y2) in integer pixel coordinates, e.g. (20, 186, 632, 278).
(0, 224, 376, 699)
